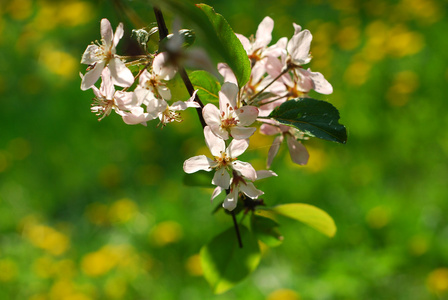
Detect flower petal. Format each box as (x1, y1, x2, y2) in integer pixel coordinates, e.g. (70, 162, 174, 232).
(230, 126, 256, 140)
(286, 134, 309, 165)
(218, 63, 238, 85)
(267, 135, 283, 168)
(204, 126, 225, 157)
(81, 61, 105, 90)
(260, 123, 281, 136)
(219, 82, 239, 111)
(183, 155, 215, 173)
(212, 168, 231, 189)
(109, 58, 134, 87)
(256, 170, 278, 179)
(81, 45, 100, 65)
(211, 186, 224, 202)
(240, 182, 264, 199)
(287, 29, 312, 65)
(236, 106, 259, 126)
(254, 16, 274, 50)
(101, 19, 113, 49)
(223, 188, 239, 211)
(113, 22, 124, 49)
(227, 139, 249, 157)
(232, 160, 257, 181)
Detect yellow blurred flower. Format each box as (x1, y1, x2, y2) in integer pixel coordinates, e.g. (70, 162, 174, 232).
(366, 206, 391, 229)
(109, 198, 138, 224)
(7, 0, 33, 20)
(23, 222, 70, 256)
(150, 221, 183, 247)
(344, 59, 372, 86)
(427, 268, 448, 294)
(386, 71, 419, 107)
(81, 246, 117, 277)
(39, 47, 78, 78)
(267, 289, 301, 300)
(0, 258, 18, 282)
(185, 254, 203, 276)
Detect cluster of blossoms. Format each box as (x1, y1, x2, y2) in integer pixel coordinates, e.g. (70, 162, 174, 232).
(80, 19, 199, 127)
(80, 16, 332, 211)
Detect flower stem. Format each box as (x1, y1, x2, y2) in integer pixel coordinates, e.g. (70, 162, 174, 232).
(231, 210, 243, 248)
(249, 69, 289, 102)
(153, 6, 206, 129)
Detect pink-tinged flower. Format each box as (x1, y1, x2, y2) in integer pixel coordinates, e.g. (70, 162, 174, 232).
(87, 67, 132, 121)
(135, 52, 176, 101)
(212, 170, 277, 211)
(260, 122, 309, 168)
(81, 18, 134, 90)
(265, 55, 333, 97)
(202, 82, 259, 140)
(183, 126, 256, 189)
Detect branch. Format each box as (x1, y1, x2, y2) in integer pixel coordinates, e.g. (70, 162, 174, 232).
(153, 7, 207, 129)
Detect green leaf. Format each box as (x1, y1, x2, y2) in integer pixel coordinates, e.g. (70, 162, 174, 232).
(196, 4, 251, 88)
(148, 1, 250, 87)
(189, 70, 221, 103)
(268, 203, 336, 237)
(268, 98, 347, 144)
(200, 225, 261, 294)
(251, 214, 283, 247)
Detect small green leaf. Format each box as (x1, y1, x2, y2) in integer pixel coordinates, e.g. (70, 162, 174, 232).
(189, 70, 221, 103)
(251, 214, 283, 247)
(268, 98, 347, 144)
(269, 203, 337, 237)
(196, 4, 251, 88)
(200, 226, 261, 294)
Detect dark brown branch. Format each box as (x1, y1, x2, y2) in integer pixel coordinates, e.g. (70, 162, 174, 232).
(153, 6, 206, 129)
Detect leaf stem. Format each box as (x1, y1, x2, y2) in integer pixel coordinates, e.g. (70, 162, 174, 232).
(153, 7, 206, 129)
(231, 210, 243, 248)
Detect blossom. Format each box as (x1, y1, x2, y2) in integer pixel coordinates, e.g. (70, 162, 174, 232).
(212, 170, 277, 211)
(134, 52, 176, 102)
(81, 18, 134, 90)
(183, 126, 256, 189)
(158, 91, 201, 126)
(202, 82, 259, 140)
(236, 17, 285, 65)
(87, 67, 132, 121)
(260, 122, 309, 168)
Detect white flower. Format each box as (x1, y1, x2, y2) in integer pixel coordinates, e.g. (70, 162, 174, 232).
(81, 18, 134, 90)
(183, 126, 256, 189)
(135, 52, 177, 101)
(212, 170, 277, 211)
(285, 26, 313, 69)
(202, 82, 259, 140)
(236, 17, 286, 64)
(88, 67, 132, 120)
(158, 91, 201, 126)
(260, 122, 309, 168)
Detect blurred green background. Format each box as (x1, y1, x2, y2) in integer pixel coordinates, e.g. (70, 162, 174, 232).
(1, 0, 448, 299)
